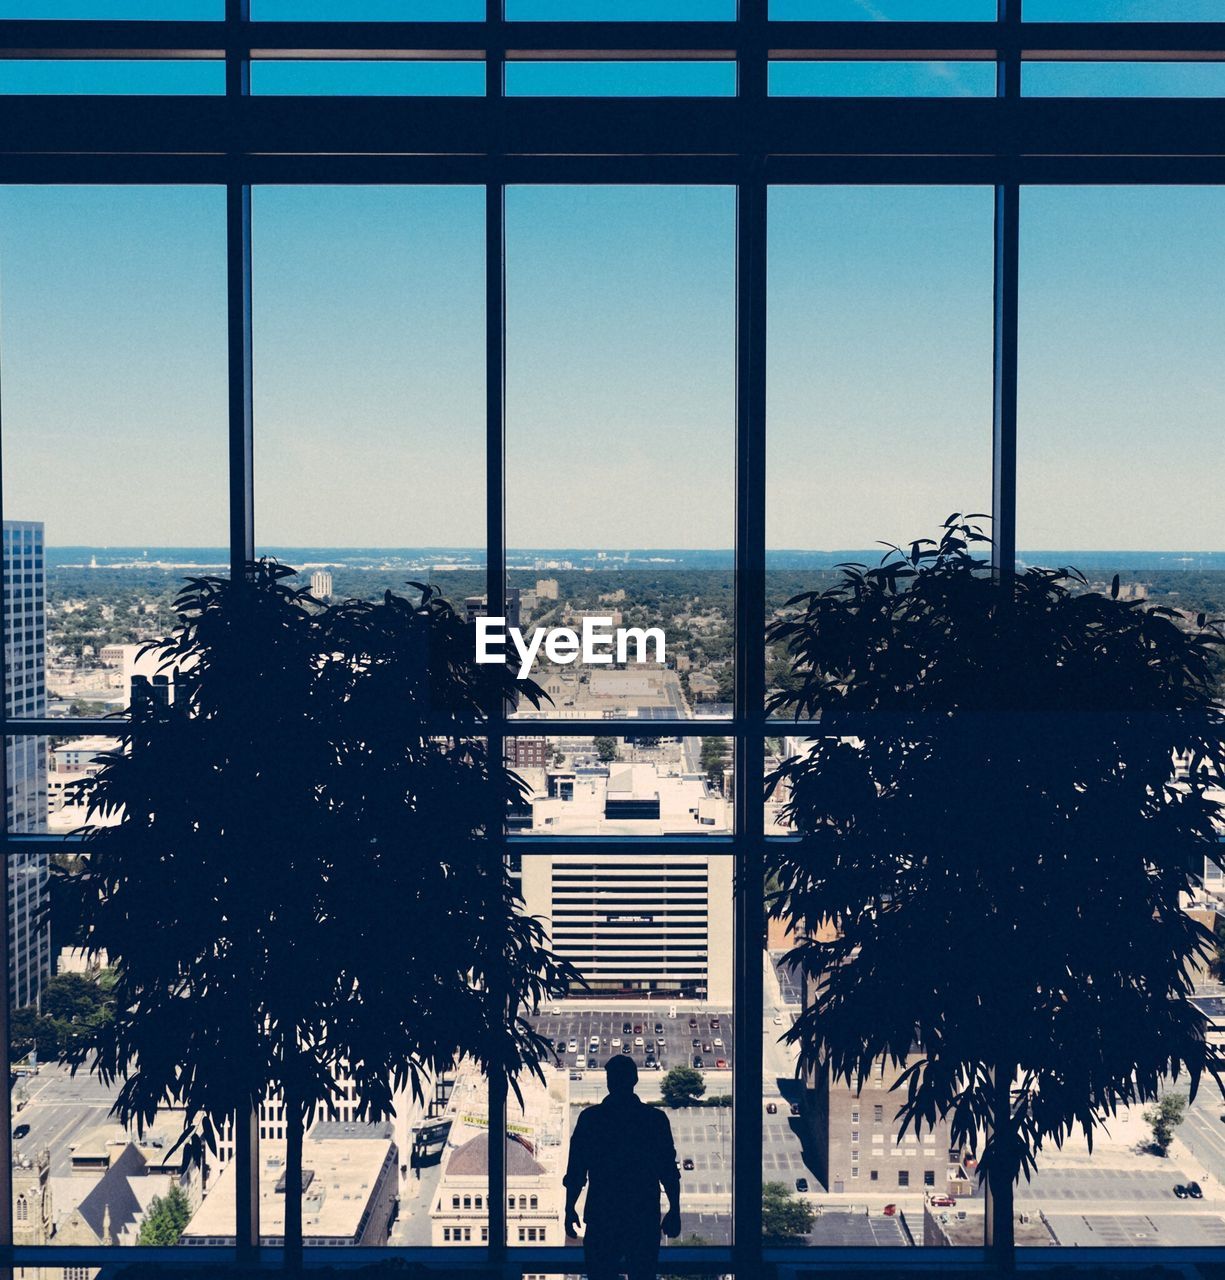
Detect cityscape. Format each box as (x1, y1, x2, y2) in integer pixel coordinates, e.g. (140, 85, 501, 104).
(4, 530, 1225, 1270)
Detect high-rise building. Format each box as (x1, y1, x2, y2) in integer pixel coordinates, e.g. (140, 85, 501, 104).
(310, 568, 334, 600)
(3, 520, 50, 1009)
(520, 852, 733, 1005)
(464, 587, 520, 630)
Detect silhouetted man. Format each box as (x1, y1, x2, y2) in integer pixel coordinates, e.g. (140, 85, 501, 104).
(564, 1054, 681, 1280)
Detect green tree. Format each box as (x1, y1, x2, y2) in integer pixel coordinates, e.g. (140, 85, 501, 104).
(762, 1181, 815, 1244)
(1143, 1093, 1187, 1156)
(767, 517, 1225, 1268)
(594, 736, 618, 763)
(137, 1183, 192, 1245)
(661, 1065, 706, 1108)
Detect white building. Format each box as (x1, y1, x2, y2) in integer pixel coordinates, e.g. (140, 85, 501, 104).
(521, 852, 733, 1005)
(429, 1061, 569, 1247)
(183, 1122, 398, 1248)
(310, 569, 333, 600)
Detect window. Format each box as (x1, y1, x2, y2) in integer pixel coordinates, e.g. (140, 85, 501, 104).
(0, 4, 1210, 1272)
(899, 1171, 910, 1188)
(925, 1170, 936, 1187)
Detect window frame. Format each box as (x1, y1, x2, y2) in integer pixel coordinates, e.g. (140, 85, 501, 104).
(3, 0, 1224, 1273)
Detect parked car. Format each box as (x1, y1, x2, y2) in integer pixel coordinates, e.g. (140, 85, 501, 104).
(682, 1157, 695, 1171)
(1189, 1182, 1204, 1199)
(702, 1042, 712, 1053)
(930, 1194, 955, 1208)
(621, 1044, 631, 1055)
(689, 1018, 698, 1028)
(634, 1036, 644, 1046)
(692, 1038, 701, 1048)
(716, 1058, 727, 1068)
(713, 1037, 724, 1048)
(1174, 1184, 1191, 1199)
(883, 1204, 898, 1217)
(634, 1024, 643, 1034)
(12, 1124, 29, 1140)
(567, 1039, 577, 1052)
(710, 1018, 720, 1029)
(795, 1178, 809, 1193)
(569, 1071, 582, 1081)
(623, 1022, 633, 1035)
(694, 1056, 704, 1068)
(790, 1103, 801, 1116)
(654, 1022, 664, 1035)
(611, 1037, 621, 1048)
(656, 1036, 666, 1047)
(766, 1102, 778, 1114)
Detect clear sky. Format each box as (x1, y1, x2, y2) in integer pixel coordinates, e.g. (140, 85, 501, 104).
(1, 23, 1223, 550)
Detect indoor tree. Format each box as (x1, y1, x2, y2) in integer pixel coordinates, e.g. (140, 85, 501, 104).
(58, 564, 573, 1269)
(765, 516, 1225, 1265)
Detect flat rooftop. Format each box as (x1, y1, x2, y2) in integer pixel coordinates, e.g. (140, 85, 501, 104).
(182, 1132, 393, 1244)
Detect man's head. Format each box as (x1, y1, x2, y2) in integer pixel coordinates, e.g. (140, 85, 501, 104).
(604, 1054, 639, 1095)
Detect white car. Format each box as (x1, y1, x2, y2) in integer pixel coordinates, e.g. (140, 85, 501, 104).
(713, 1037, 724, 1047)
(567, 1039, 578, 1052)
(611, 1037, 621, 1048)
(634, 1036, 644, 1047)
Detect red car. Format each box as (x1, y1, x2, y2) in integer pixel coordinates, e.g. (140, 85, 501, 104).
(883, 1204, 898, 1217)
(930, 1194, 955, 1208)
(716, 1057, 727, 1068)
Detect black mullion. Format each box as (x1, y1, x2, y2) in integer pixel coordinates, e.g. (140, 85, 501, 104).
(225, 0, 259, 1263)
(733, 0, 768, 1266)
(486, 0, 509, 1260)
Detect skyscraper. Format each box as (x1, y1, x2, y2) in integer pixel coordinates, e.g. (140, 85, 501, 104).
(3, 521, 50, 1009)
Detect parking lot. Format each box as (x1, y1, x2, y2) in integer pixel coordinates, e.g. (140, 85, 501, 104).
(532, 1006, 735, 1075)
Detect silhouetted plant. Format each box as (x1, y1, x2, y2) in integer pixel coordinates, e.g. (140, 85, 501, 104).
(56, 563, 573, 1268)
(765, 516, 1225, 1265)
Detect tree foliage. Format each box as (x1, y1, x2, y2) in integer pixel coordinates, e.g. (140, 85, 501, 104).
(661, 1065, 707, 1108)
(765, 516, 1225, 1257)
(1143, 1093, 1187, 1157)
(761, 1181, 815, 1244)
(136, 1183, 191, 1246)
(57, 562, 576, 1267)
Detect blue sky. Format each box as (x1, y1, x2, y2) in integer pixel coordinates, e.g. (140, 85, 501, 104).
(3, 181, 1221, 553)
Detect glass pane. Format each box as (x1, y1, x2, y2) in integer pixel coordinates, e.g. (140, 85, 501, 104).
(252, 0, 481, 16)
(506, 736, 732, 835)
(0, 187, 228, 719)
(9, 834, 231, 1253)
(766, 186, 994, 712)
(252, 187, 486, 601)
(519, 851, 733, 1248)
(505, 186, 735, 717)
(505, 61, 736, 97)
(1025, 0, 1221, 19)
(1024, 62, 1225, 97)
(507, 0, 734, 16)
(772, 0, 995, 17)
(250, 60, 485, 95)
(1004, 187, 1225, 1240)
(0, 61, 225, 95)
(1019, 186, 1225, 692)
(0, 0, 219, 14)
(770, 61, 995, 97)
